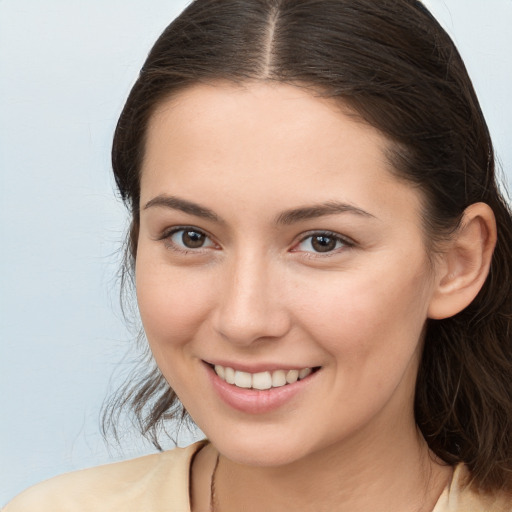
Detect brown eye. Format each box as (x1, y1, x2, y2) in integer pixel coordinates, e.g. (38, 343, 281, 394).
(294, 232, 351, 254)
(311, 235, 337, 253)
(168, 228, 216, 251)
(182, 230, 206, 248)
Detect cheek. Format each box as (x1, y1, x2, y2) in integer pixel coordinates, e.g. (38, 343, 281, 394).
(135, 255, 215, 352)
(293, 262, 432, 368)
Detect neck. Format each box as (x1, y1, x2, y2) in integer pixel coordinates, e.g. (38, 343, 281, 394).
(211, 422, 451, 512)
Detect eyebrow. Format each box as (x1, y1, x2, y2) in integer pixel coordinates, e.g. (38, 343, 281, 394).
(144, 195, 222, 223)
(275, 201, 375, 224)
(143, 195, 374, 225)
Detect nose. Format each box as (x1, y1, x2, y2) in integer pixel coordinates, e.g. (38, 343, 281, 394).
(212, 253, 292, 346)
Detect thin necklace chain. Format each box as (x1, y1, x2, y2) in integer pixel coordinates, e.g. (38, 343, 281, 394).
(209, 452, 220, 512)
(207, 450, 445, 512)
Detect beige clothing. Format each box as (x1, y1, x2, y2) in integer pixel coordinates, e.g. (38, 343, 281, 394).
(3, 441, 511, 511)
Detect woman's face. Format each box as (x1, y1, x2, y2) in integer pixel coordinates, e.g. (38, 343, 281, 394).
(136, 82, 439, 466)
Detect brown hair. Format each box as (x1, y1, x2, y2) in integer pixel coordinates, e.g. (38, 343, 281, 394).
(105, 0, 512, 492)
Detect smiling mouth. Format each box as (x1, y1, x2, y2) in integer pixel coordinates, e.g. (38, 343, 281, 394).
(210, 364, 321, 390)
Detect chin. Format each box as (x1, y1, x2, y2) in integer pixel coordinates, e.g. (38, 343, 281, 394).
(203, 424, 321, 468)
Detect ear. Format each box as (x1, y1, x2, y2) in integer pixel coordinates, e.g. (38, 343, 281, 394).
(428, 202, 497, 320)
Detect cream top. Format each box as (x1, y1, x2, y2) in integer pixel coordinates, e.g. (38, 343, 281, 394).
(3, 441, 511, 511)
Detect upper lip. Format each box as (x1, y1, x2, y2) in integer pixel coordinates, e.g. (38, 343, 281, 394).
(203, 359, 319, 373)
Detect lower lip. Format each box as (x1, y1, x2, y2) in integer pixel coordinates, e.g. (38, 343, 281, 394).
(206, 364, 319, 414)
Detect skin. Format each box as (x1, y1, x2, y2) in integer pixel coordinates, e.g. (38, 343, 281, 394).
(135, 82, 494, 511)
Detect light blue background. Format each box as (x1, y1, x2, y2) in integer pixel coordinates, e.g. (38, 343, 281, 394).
(1, 0, 511, 505)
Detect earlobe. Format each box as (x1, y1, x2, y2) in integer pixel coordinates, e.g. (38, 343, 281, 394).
(428, 202, 497, 320)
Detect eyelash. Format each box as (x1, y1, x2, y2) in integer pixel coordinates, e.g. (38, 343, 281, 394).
(159, 226, 218, 254)
(159, 227, 355, 256)
(292, 231, 355, 257)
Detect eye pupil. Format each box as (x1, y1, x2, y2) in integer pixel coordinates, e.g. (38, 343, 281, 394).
(182, 230, 205, 248)
(312, 235, 336, 253)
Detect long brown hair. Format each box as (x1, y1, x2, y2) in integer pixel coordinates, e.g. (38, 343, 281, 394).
(105, 0, 512, 492)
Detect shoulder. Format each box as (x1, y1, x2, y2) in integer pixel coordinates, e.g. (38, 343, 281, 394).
(2, 441, 207, 512)
(434, 464, 512, 512)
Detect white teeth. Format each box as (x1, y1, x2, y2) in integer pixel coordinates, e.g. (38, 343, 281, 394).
(234, 370, 252, 388)
(225, 366, 236, 385)
(286, 369, 299, 384)
(252, 371, 272, 390)
(299, 368, 312, 379)
(213, 364, 315, 389)
(214, 365, 225, 380)
(271, 369, 287, 388)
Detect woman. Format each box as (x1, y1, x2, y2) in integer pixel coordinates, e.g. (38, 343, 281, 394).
(5, 0, 512, 510)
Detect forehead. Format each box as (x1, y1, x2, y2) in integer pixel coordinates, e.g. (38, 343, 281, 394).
(140, 82, 422, 224)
